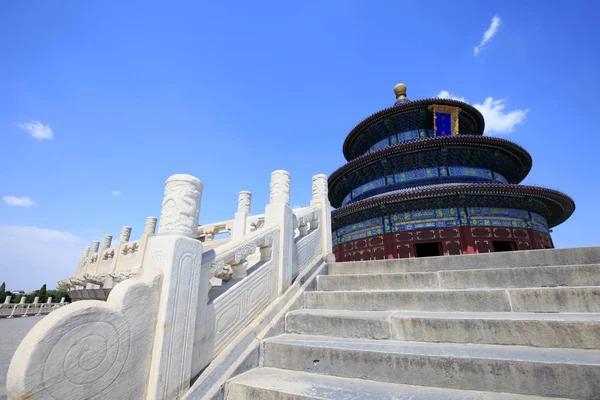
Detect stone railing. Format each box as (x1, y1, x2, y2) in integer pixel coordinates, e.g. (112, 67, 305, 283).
(197, 219, 233, 241)
(57, 216, 159, 299)
(7, 170, 332, 400)
(0, 297, 68, 319)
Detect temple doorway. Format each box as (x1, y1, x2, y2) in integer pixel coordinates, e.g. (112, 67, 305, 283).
(415, 242, 442, 258)
(492, 240, 515, 253)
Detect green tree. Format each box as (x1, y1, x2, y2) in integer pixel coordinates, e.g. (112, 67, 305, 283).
(0, 282, 5, 293)
(47, 290, 71, 303)
(37, 284, 48, 302)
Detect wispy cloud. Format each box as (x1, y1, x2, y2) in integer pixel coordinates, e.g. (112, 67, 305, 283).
(17, 121, 53, 140)
(111, 190, 121, 197)
(2, 196, 37, 207)
(0, 226, 82, 291)
(0, 226, 81, 245)
(437, 90, 466, 103)
(474, 15, 501, 56)
(437, 90, 528, 134)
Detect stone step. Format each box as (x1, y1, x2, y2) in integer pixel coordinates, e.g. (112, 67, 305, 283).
(304, 287, 600, 312)
(285, 309, 600, 349)
(226, 367, 559, 399)
(317, 264, 600, 291)
(263, 334, 600, 398)
(328, 247, 600, 276)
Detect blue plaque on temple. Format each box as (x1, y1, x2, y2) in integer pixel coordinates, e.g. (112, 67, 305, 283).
(436, 112, 451, 136)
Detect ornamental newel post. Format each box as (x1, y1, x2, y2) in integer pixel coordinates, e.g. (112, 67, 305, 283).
(119, 226, 132, 243)
(157, 174, 203, 237)
(75, 246, 90, 277)
(311, 173, 333, 256)
(232, 191, 252, 240)
(146, 174, 209, 399)
(265, 169, 296, 293)
(269, 170, 291, 205)
(101, 234, 112, 252)
(144, 216, 158, 236)
(90, 241, 100, 254)
(237, 191, 252, 213)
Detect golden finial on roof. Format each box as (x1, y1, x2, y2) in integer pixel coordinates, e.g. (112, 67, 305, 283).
(393, 83, 407, 100)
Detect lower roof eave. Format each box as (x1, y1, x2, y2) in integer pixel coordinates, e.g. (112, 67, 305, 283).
(331, 183, 575, 230)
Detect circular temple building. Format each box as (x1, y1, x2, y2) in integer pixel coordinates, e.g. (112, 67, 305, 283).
(329, 83, 575, 261)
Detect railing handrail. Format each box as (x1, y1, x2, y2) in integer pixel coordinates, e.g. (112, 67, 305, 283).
(202, 225, 279, 276)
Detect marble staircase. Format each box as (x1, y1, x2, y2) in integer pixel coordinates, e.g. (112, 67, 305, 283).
(225, 250, 600, 399)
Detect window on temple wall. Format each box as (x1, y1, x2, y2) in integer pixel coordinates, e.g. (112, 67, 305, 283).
(492, 240, 515, 253)
(415, 242, 442, 258)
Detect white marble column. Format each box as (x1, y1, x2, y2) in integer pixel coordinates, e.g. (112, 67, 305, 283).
(119, 226, 132, 243)
(144, 216, 158, 236)
(265, 170, 296, 293)
(310, 174, 333, 255)
(146, 174, 207, 400)
(75, 246, 90, 278)
(232, 191, 251, 240)
(101, 234, 112, 252)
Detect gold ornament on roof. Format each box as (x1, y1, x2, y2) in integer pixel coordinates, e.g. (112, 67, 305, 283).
(393, 83, 407, 99)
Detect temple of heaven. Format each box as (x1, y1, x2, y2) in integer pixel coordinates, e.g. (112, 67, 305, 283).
(329, 83, 575, 261)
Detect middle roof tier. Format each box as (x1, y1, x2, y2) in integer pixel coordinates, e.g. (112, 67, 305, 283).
(328, 135, 532, 208)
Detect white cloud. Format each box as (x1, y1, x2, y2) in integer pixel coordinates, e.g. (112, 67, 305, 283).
(474, 15, 501, 56)
(437, 90, 528, 134)
(17, 121, 53, 140)
(473, 97, 528, 134)
(436, 90, 466, 103)
(2, 196, 37, 207)
(0, 226, 83, 291)
(111, 190, 121, 197)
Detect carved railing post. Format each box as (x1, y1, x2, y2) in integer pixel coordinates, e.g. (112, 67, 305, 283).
(264, 170, 296, 293)
(145, 174, 207, 400)
(120, 226, 132, 244)
(232, 191, 251, 240)
(144, 216, 158, 236)
(101, 234, 113, 252)
(75, 245, 90, 277)
(310, 174, 333, 255)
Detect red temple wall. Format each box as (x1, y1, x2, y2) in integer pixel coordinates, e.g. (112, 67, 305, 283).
(333, 226, 554, 262)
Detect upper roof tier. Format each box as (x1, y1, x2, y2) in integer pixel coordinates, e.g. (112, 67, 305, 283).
(343, 84, 485, 161)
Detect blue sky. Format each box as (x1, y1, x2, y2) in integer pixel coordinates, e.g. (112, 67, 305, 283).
(1, 1, 599, 291)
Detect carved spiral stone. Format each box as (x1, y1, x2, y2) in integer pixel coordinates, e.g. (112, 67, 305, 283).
(237, 191, 252, 213)
(312, 174, 328, 200)
(158, 174, 203, 238)
(269, 170, 291, 205)
(39, 307, 131, 399)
